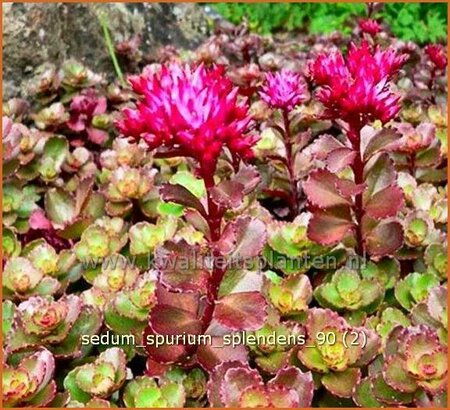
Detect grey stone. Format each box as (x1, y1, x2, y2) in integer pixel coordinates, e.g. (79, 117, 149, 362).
(2, 2, 210, 99)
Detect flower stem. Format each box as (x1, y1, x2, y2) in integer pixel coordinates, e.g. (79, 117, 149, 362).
(350, 125, 365, 257)
(408, 152, 416, 177)
(200, 169, 225, 330)
(99, 14, 125, 86)
(282, 109, 299, 219)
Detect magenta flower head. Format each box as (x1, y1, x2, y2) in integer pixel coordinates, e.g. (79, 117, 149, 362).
(259, 69, 308, 110)
(309, 41, 408, 133)
(425, 44, 447, 70)
(358, 18, 382, 36)
(116, 63, 257, 176)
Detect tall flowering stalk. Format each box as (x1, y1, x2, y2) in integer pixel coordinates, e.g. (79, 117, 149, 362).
(424, 44, 447, 98)
(307, 42, 408, 257)
(117, 63, 271, 371)
(259, 69, 308, 218)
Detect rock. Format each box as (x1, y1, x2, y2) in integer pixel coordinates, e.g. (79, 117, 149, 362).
(2, 3, 210, 99)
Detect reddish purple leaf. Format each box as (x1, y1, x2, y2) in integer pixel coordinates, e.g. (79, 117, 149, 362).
(303, 169, 352, 208)
(307, 206, 354, 245)
(326, 147, 357, 172)
(197, 339, 248, 372)
(362, 127, 400, 160)
(213, 291, 267, 331)
(155, 241, 210, 293)
(364, 185, 404, 219)
(210, 180, 245, 209)
(363, 218, 404, 257)
(232, 164, 261, 194)
(216, 216, 267, 259)
(160, 183, 206, 217)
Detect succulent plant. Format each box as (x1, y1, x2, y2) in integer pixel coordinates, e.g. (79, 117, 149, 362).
(207, 362, 314, 407)
(298, 308, 381, 398)
(395, 271, 440, 311)
(1, 10, 448, 408)
(315, 267, 384, 314)
(74, 217, 128, 263)
(267, 272, 312, 315)
(355, 325, 448, 406)
(264, 214, 345, 275)
(104, 270, 157, 339)
(123, 375, 185, 408)
(3, 348, 57, 407)
(64, 348, 127, 403)
(6, 295, 102, 358)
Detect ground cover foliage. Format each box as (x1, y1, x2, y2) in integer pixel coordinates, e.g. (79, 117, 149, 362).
(2, 4, 448, 408)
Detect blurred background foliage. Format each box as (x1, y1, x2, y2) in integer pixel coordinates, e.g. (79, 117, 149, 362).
(210, 2, 447, 43)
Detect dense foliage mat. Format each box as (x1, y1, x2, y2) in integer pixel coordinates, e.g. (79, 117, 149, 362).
(2, 7, 448, 408)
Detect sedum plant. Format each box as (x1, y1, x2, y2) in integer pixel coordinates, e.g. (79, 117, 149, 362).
(3, 348, 57, 407)
(306, 41, 408, 258)
(1, 9, 447, 409)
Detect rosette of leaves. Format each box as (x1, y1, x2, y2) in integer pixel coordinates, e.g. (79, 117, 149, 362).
(83, 253, 139, 292)
(303, 126, 406, 259)
(128, 217, 177, 257)
(25, 62, 61, 105)
(3, 348, 57, 407)
(99, 137, 149, 170)
(63, 146, 97, 179)
(64, 347, 127, 404)
(266, 271, 312, 316)
(6, 295, 102, 359)
(32, 102, 69, 131)
(207, 362, 314, 407)
(122, 375, 185, 408)
(297, 308, 381, 398)
(2, 117, 51, 180)
(3, 256, 60, 300)
(104, 271, 157, 340)
(314, 267, 384, 315)
(161, 367, 208, 406)
(59, 59, 103, 93)
(3, 181, 40, 233)
(359, 257, 400, 291)
(411, 285, 447, 343)
(428, 104, 448, 158)
(399, 179, 448, 225)
(402, 210, 441, 248)
(395, 271, 440, 311)
(3, 237, 82, 300)
(44, 177, 106, 240)
(103, 165, 157, 216)
(366, 307, 411, 343)
(74, 216, 128, 263)
(247, 310, 306, 374)
(264, 214, 346, 275)
(354, 325, 448, 406)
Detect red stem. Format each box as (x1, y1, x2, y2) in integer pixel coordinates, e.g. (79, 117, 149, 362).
(408, 152, 416, 177)
(282, 109, 299, 219)
(349, 125, 365, 257)
(200, 168, 225, 330)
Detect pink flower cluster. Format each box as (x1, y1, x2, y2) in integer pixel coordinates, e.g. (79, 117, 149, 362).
(425, 44, 447, 70)
(358, 18, 382, 36)
(310, 41, 408, 132)
(259, 69, 308, 110)
(116, 64, 257, 175)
